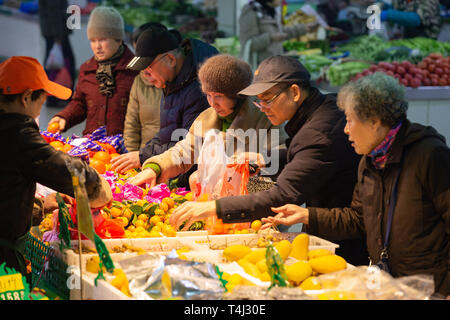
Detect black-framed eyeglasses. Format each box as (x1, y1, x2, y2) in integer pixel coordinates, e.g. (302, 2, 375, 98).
(253, 84, 291, 109)
(145, 53, 168, 73)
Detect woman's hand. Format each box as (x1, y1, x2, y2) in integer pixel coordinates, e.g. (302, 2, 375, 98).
(127, 168, 157, 188)
(169, 200, 217, 231)
(110, 151, 141, 174)
(261, 204, 309, 230)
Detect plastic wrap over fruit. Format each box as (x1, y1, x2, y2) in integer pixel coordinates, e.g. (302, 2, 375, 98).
(144, 183, 171, 203)
(307, 266, 436, 300)
(117, 251, 225, 300)
(223, 285, 312, 300)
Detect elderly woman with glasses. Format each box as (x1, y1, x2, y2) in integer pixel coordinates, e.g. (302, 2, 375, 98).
(128, 54, 287, 191)
(261, 72, 450, 297)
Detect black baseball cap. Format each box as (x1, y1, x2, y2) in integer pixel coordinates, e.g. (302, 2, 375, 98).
(127, 25, 180, 71)
(239, 55, 311, 96)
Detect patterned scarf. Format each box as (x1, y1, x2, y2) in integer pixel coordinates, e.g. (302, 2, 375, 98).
(95, 44, 125, 97)
(369, 121, 402, 170)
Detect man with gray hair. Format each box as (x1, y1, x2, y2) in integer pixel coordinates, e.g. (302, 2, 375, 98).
(112, 25, 218, 188)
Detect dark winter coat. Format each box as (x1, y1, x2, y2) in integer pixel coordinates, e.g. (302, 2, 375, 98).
(0, 111, 111, 273)
(216, 87, 367, 265)
(56, 45, 138, 136)
(307, 120, 450, 296)
(138, 38, 218, 165)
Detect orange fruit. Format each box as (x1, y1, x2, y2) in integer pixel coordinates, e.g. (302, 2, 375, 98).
(149, 215, 161, 226)
(98, 143, 117, 154)
(62, 144, 73, 153)
(162, 197, 175, 209)
(251, 220, 262, 232)
(90, 158, 106, 174)
(93, 151, 111, 164)
(110, 153, 120, 159)
(49, 140, 64, 149)
(110, 207, 122, 218)
(47, 122, 60, 133)
(159, 201, 169, 212)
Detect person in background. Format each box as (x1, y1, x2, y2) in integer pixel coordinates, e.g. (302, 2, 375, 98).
(261, 72, 449, 297)
(380, 0, 442, 39)
(115, 23, 182, 172)
(169, 55, 368, 266)
(38, 0, 75, 107)
(0, 56, 112, 279)
(48, 6, 138, 136)
(239, 0, 319, 69)
(127, 54, 287, 192)
(113, 24, 218, 189)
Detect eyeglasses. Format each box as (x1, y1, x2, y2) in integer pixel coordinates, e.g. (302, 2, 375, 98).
(253, 85, 290, 110)
(145, 53, 168, 73)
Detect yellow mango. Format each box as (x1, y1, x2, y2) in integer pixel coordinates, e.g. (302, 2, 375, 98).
(238, 259, 262, 279)
(317, 291, 356, 300)
(308, 254, 347, 274)
(85, 256, 105, 274)
(243, 248, 266, 264)
(307, 248, 334, 260)
(285, 261, 312, 284)
(299, 276, 322, 290)
(290, 233, 309, 260)
(256, 259, 268, 273)
(227, 273, 244, 285)
(259, 271, 271, 282)
(275, 240, 292, 261)
(223, 245, 251, 262)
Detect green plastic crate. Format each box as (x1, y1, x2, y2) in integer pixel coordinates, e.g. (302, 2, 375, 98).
(24, 233, 70, 300)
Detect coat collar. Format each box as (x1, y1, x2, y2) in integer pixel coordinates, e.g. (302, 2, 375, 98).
(284, 87, 326, 138)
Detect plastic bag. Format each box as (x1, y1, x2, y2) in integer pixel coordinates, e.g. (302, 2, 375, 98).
(54, 66, 73, 89)
(45, 42, 64, 70)
(220, 161, 250, 198)
(195, 130, 227, 201)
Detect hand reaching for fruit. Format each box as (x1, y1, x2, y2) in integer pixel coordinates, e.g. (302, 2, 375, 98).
(48, 116, 66, 132)
(261, 204, 309, 230)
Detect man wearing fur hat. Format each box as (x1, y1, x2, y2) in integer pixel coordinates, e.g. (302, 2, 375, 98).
(128, 54, 287, 192)
(111, 24, 218, 188)
(49, 6, 138, 136)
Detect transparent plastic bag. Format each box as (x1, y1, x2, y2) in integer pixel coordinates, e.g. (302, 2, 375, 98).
(45, 42, 64, 70)
(195, 130, 227, 201)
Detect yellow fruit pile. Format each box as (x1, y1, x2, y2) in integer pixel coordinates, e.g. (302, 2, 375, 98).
(221, 234, 348, 291)
(102, 196, 180, 238)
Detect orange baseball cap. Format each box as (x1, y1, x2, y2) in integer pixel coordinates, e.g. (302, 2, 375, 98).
(0, 56, 72, 100)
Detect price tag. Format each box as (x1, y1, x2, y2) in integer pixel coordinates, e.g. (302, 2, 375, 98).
(0, 263, 30, 300)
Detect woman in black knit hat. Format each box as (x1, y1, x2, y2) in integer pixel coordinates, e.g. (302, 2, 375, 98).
(128, 54, 287, 191)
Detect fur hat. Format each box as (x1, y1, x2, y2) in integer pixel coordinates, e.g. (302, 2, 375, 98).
(87, 6, 125, 40)
(198, 54, 253, 98)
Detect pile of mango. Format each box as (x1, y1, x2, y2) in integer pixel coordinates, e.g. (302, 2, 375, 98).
(221, 233, 347, 293)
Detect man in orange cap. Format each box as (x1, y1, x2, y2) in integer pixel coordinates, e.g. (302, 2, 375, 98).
(0, 56, 112, 278)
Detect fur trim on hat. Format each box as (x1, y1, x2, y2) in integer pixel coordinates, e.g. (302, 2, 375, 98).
(87, 6, 125, 40)
(198, 54, 253, 98)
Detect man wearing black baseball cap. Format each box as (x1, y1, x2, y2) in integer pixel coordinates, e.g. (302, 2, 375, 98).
(123, 24, 218, 188)
(170, 55, 369, 266)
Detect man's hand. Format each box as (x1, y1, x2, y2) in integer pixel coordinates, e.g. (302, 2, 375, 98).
(261, 204, 309, 230)
(233, 152, 266, 167)
(127, 168, 158, 188)
(110, 151, 141, 174)
(43, 192, 74, 213)
(169, 200, 217, 231)
(48, 116, 66, 132)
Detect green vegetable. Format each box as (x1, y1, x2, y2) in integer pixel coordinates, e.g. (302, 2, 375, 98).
(326, 61, 371, 86)
(298, 54, 333, 73)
